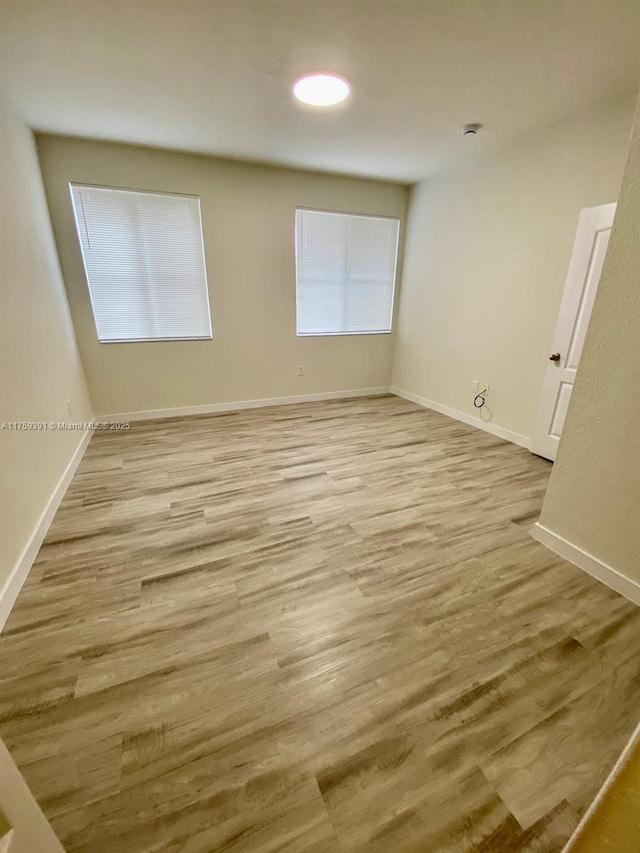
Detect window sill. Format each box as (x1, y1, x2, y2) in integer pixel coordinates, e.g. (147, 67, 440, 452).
(97, 336, 213, 344)
(296, 330, 392, 338)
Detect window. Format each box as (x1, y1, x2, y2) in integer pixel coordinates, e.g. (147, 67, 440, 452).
(295, 208, 399, 336)
(70, 184, 212, 343)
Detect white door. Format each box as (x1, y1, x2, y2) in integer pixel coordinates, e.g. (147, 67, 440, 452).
(531, 202, 616, 461)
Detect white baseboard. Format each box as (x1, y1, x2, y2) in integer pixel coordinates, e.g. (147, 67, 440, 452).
(562, 719, 640, 852)
(0, 427, 94, 632)
(531, 522, 640, 606)
(97, 387, 391, 422)
(390, 386, 531, 449)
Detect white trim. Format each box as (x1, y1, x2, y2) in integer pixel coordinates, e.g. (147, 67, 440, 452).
(0, 829, 15, 853)
(98, 387, 391, 422)
(0, 427, 94, 632)
(390, 386, 531, 449)
(562, 719, 640, 851)
(531, 522, 640, 607)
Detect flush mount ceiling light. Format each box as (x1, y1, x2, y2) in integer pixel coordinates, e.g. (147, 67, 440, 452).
(293, 73, 350, 106)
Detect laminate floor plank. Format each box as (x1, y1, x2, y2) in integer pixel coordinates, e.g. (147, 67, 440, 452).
(1, 395, 639, 852)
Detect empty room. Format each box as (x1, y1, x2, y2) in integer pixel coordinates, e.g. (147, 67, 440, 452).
(1, 1, 639, 851)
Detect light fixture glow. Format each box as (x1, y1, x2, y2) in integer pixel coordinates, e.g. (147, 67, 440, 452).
(293, 73, 350, 107)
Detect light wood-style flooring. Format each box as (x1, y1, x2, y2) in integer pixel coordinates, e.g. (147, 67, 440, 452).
(1, 395, 639, 852)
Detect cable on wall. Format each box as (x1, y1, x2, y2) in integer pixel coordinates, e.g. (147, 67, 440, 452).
(473, 388, 488, 408)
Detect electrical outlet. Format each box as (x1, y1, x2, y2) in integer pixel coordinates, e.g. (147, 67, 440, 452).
(297, 366, 304, 376)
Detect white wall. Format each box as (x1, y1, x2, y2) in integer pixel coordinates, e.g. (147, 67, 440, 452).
(539, 92, 640, 585)
(0, 94, 93, 616)
(36, 135, 408, 417)
(391, 94, 634, 442)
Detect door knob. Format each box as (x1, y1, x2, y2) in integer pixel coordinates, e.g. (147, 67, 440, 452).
(549, 352, 561, 362)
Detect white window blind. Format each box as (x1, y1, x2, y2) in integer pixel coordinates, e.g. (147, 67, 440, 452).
(70, 184, 212, 342)
(295, 208, 399, 336)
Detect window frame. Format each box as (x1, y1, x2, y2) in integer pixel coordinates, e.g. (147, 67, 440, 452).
(69, 182, 213, 345)
(294, 206, 401, 338)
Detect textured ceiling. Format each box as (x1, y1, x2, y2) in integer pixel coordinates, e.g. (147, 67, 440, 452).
(1, 0, 639, 182)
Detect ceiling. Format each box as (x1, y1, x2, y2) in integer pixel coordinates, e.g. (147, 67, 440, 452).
(1, 0, 639, 183)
